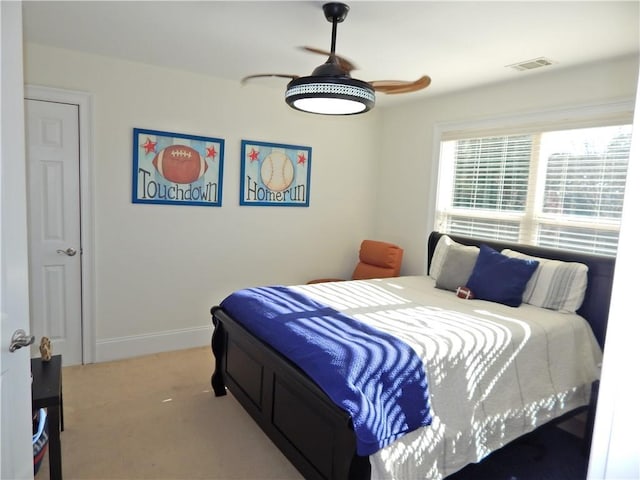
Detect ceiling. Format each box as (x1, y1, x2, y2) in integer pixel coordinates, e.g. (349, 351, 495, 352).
(21, 1, 640, 107)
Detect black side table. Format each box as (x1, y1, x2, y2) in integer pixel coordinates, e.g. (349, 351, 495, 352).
(31, 354, 64, 480)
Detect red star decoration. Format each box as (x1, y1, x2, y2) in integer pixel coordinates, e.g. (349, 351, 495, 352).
(142, 137, 157, 154)
(297, 153, 306, 165)
(248, 148, 260, 162)
(206, 145, 217, 159)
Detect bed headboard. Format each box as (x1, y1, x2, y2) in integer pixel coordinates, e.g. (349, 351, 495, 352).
(427, 232, 616, 349)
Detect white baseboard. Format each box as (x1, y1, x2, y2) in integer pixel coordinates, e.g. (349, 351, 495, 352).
(94, 325, 213, 363)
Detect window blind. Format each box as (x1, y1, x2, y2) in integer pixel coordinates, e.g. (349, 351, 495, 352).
(436, 123, 632, 256)
(452, 135, 531, 212)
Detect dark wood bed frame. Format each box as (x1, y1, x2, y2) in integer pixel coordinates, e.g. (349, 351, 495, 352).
(210, 232, 616, 480)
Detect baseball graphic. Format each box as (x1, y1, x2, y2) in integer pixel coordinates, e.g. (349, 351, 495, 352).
(261, 152, 294, 192)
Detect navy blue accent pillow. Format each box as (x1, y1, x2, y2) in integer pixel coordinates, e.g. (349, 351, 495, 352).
(466, 244, 539, 307)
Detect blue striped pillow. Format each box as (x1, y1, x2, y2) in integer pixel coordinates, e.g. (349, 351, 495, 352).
(501, 249, 588, 313)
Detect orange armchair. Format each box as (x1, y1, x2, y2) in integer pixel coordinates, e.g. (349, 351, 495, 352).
(308, 240, 404, 284)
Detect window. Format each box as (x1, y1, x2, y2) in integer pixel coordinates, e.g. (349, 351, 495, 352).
(435, 113, 633, 257)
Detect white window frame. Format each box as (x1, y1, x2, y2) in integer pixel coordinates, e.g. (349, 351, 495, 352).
(430, 99, 634, 254)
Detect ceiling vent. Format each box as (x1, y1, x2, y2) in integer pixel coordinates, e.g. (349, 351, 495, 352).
(507, 57, 555, 72)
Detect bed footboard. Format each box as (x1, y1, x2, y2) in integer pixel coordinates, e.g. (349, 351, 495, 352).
(210, 306, 371, 480)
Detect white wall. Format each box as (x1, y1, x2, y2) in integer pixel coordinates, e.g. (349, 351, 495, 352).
(23, 43, 382, 361)
(587, 63, 640, 480)
(375, 55, 639, 274)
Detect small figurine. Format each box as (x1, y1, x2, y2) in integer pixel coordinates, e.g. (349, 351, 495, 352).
(39, 337, 52, 362)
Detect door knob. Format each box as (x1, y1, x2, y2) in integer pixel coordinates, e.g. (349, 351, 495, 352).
(9, 329, 35, 352)
(56, 247, 77, 256)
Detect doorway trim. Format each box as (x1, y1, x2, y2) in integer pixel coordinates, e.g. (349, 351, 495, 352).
(25, 84, 96, 364)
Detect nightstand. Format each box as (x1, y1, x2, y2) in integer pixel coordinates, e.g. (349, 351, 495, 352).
(31, 355, 64, 480)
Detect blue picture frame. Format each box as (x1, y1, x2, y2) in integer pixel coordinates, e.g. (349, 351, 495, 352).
(132, 128, 225, 207)
(240, 140, 311, 207)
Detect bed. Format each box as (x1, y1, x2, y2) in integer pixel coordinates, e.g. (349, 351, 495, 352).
(210, 232, 614, 479)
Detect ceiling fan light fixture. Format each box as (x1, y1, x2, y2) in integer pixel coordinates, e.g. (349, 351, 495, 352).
(244, 2, 429, 114)
(285, 75, 375, 115)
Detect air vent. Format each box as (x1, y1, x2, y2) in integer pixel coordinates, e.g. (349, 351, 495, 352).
(507, 57, 556, 72)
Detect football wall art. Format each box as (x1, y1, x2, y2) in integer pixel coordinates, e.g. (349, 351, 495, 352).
(132, 128, 225, 207)
(240, 140, 311, 207)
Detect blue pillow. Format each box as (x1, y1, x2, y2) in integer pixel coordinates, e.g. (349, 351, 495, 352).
(466, 245, 539, 307)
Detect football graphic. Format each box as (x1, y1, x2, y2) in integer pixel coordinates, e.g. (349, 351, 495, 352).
(152, 145, 207, 184)
(261, 152, 294, 192)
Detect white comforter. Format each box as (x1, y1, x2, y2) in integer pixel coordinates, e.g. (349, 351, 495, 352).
(292, 276, 602, 480)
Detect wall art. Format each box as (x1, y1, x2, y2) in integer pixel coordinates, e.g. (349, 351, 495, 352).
(132, 128, 225, 206)
(240, 140, 311, 207)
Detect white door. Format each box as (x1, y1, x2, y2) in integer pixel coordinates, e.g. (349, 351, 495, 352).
(1, 1, 36, 478)
(26, 99, 83, 366)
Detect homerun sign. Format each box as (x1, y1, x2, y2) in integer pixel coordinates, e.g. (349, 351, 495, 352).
(240, 140, 312, 207)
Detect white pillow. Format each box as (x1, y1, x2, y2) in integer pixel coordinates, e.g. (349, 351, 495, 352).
(429, 235, 479, 281)
(501, 249, 588, 313)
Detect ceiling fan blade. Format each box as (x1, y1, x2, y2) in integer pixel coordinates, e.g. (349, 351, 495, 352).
(241, 74, 299, 85)
(369, 75, 432, 94)
(300, 46, 357, 74)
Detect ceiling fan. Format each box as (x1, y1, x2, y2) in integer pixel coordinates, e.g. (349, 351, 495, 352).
(241, 2, 431, 115)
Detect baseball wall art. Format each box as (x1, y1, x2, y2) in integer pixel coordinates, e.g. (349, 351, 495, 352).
(240, 140, 311, 207)
(132, 128, 225, 207)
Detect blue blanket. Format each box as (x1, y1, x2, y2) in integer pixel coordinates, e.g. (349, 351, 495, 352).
(220, 285, 432, 455)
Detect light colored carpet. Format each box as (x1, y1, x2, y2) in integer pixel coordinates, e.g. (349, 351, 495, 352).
(36, 346, 303, 480)
(34, 345, 587, 480)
